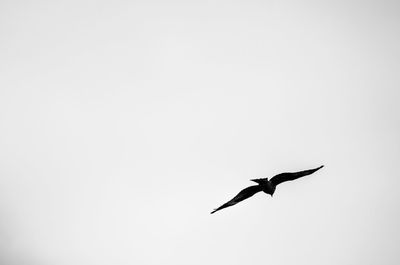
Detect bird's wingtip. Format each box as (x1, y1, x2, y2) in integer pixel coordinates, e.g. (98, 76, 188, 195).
(210, 208, 219, 214)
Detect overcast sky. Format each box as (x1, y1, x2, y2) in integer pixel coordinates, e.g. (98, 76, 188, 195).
(1, 0, 399, 264)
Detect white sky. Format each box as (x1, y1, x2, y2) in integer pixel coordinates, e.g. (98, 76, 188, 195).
(0, 0, 399, 264)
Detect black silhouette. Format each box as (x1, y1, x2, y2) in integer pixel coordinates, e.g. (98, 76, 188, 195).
(211, 165, 324, 214)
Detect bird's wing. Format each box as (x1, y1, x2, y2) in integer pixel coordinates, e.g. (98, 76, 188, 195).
(211, 185, 262, 214)
(270, 165, 324, 186)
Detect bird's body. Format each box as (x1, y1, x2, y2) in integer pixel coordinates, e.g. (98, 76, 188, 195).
(252, 178, 276, 195)
(211, 165, 324, 214)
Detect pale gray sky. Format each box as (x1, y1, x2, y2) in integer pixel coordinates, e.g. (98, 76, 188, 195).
(0, 0, 399, 264)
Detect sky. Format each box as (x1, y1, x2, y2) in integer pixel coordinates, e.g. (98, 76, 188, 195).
(0, 0, 399, 264)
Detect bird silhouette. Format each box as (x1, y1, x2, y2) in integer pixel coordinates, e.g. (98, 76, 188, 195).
(210, 165, 324, 214)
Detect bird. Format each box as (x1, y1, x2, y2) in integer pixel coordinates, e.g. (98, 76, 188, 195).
(210, 165, 324, 214)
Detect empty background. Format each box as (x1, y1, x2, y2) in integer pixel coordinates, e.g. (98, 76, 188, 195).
(1, 0, 399, 264)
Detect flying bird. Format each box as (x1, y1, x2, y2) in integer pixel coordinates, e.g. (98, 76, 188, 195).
(211, 165, 324, 214)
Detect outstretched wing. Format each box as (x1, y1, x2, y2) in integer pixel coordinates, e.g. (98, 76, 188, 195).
(211, 185, 262, 214)
(270, 165, 324, 186)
